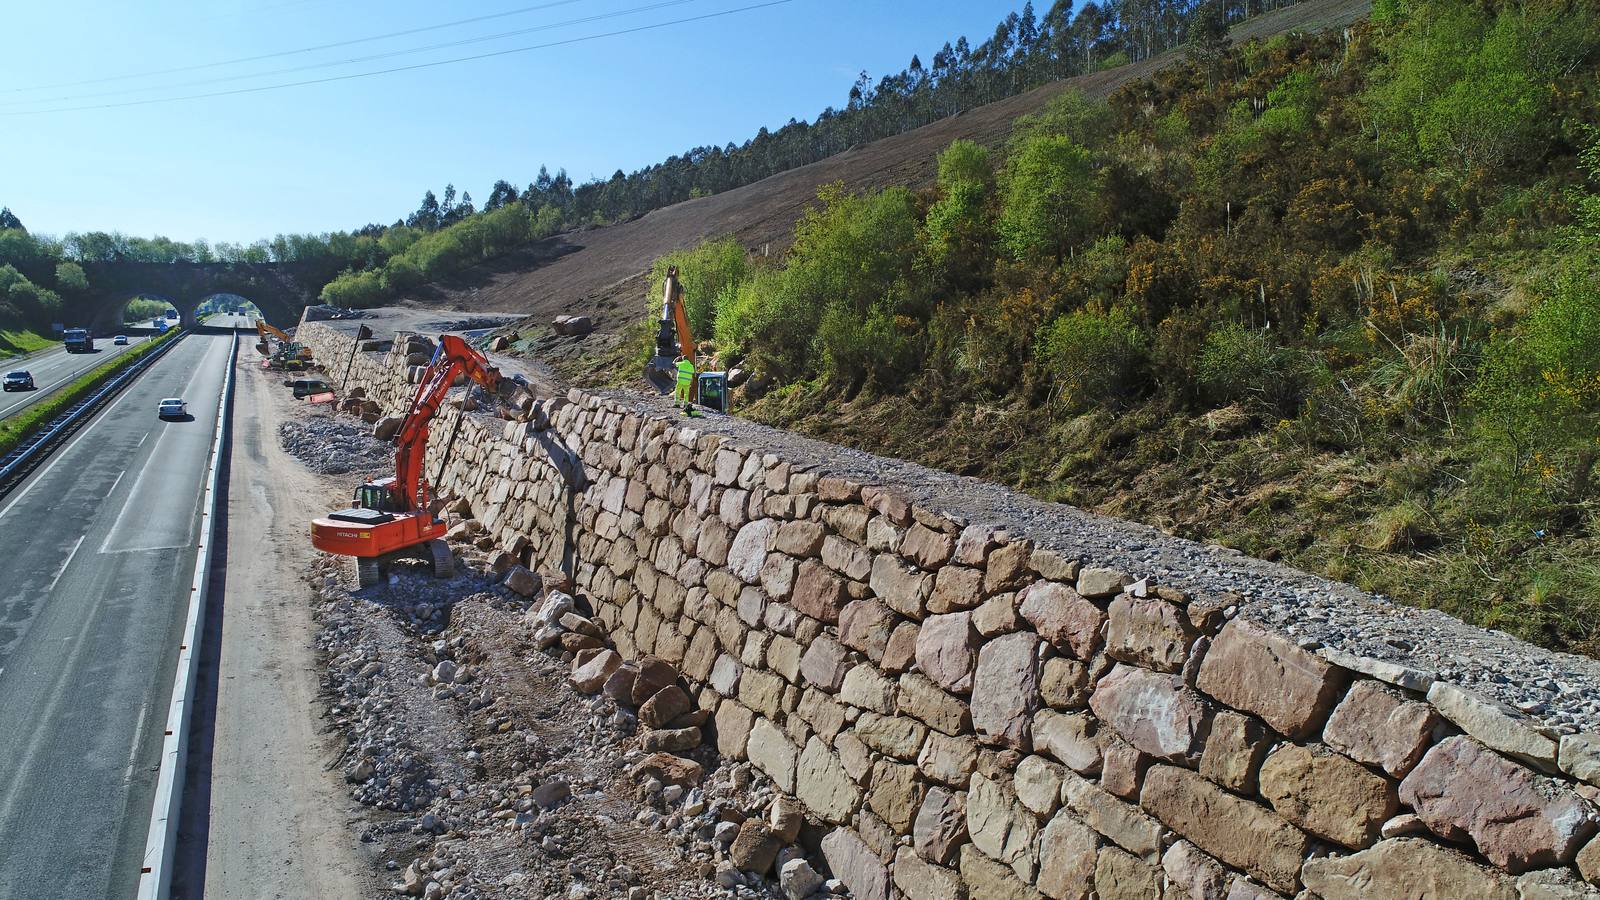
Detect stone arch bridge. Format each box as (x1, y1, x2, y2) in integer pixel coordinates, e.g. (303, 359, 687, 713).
(68, 261, 320, 332)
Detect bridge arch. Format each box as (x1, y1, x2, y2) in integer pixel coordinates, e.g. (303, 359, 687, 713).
(70, 261, 316, 333)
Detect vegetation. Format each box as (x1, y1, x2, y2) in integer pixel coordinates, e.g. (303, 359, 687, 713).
(641, 0, 1600, 657)
(0, 327, 179, 456)
(122, 296, 175, 323)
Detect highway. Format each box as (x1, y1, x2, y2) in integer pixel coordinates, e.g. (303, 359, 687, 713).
(0, 331, 235, 898)
(0, 331, 155, 421)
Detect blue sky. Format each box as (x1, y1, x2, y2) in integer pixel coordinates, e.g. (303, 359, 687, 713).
(0, 0, 1023, 244)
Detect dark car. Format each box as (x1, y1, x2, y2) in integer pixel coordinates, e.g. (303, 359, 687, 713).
(3, 371, 34, 392)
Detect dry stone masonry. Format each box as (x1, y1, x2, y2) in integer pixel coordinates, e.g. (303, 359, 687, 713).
(300, 319, 1600, 899)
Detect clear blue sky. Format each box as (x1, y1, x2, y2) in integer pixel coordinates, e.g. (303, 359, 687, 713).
(0, 0, 1023, 244)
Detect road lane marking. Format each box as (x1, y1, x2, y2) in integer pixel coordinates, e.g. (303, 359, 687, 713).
(46, 535, 86, 594)
(124, 700, 150, 784)
(109, 469, 126, 494)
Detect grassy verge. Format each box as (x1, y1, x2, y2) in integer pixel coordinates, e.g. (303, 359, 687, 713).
(0, 329, 55, 359)
(0, 329, 182, 457)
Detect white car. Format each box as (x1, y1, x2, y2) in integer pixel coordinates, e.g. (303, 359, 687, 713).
(114, 335, 128, 345)
(157, 398, 187, 419)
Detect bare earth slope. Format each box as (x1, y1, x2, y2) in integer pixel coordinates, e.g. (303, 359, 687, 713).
(396, 0, 1370, 339)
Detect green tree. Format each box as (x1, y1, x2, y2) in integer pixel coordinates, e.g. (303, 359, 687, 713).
(54, 261, 88, 294)
(922, 140, 995, 280)
(997, 134, 1099, 264)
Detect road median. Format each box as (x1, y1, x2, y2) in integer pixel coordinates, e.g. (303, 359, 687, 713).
(0, 330, 180, 456)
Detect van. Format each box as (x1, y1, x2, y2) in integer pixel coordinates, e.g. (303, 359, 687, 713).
(287, 378, 332, 399)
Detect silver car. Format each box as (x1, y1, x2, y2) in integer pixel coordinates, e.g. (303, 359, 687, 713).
(157, 398, 187, 419)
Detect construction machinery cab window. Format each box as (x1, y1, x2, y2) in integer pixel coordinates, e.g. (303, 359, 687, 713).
(356, 483, 392, 512)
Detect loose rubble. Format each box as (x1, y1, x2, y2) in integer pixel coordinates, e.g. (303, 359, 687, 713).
(281, 416, 393, 476)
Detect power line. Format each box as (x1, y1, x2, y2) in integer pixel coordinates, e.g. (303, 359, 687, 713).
(0, 0, 700, 109)
(1, 1, 796, 117)
(2, 0, 591, 94)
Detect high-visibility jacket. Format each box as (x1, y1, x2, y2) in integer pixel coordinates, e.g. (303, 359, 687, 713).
(675, 359, 696, 401)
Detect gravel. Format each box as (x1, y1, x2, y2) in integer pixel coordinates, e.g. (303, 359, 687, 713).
(280, 416, 393, 476)
(598, 389, 1600, 739)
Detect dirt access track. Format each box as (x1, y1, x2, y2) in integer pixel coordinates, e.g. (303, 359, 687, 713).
(393, 0, 1370, 341)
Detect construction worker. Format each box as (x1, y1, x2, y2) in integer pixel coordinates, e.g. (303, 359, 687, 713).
(674, 356, 696, 407)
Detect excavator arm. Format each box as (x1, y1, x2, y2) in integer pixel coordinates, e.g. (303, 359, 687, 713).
(391, 334, 501, 513)
(645, 266, 695, 393)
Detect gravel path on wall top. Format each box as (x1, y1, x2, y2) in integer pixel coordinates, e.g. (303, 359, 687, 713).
(597, 389, 1600, 738)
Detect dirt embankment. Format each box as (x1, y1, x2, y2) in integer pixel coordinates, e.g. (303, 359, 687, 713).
(394, 0, 1370, 350)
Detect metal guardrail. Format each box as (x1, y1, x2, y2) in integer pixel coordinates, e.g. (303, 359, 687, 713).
(0, 330, 188, 497)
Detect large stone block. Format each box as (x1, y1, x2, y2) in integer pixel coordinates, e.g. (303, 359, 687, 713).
(799, 635, 851, 692)
(1399, 735, 1598, 872)
(920, 732, 979, 788)
(1061, 769, 1164, 860)
(867, 758, 925, 834)
(797, 736, 860, 824)
(959, 844, 1045, 900)
(1037, 809, 1099, 900)
(1019, 581, 1105, 660)
(1195, 618, 1350, 741)
(1427, 681, 1560, 772)
(727, 518, 778, 583)
(967, 773, 1041, 882)
(1161, 840, 1230, 900)
(1322, 679, 1446, 778)
(893, 846, 965, 900)
(840, 665, 898, 714)
(774, 519, 826, 557)
(1033, 710, 1105, 775)
(714, 700, 754, 759)
(1140, 765, 1310, 894)
(898, 673, 972, 736)
(1040, 656, 1092, 710)
(1257, 743, 1398, 849)
(791, 559, 849, 623)
(1095, 846, 1161, 900)
(930, 565, 985, 614)
(1104, 594, 1197, 673)
(871, 553, 932, 619)
(747, 717, 799, 793)
(820, 828, 889, 900)
(856, 711, 928, 761)
(1199, 708, 1272, 794)
(914, 786, 969, 865)
(1089, 664, 1213, 765)
(840, 598, 899, 663)
(1300, 838, 1517, 900)
(971, 632, 1040, 750)
(917, 611, 978, 694)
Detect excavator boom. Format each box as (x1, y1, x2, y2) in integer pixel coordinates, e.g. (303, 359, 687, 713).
(645, 266, 695, 393)
(392, 334, 501, 512)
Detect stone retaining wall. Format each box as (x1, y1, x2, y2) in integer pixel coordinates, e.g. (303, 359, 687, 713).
(298, 320, 1600, 899)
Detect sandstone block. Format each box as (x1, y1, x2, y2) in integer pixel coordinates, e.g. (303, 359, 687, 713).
(1040, 656, 1092, 709)
(1075, 567, 1128, 599)
(1560, 733, 1600, 788)
(917, 611, 979, 694)
(1579, 834, 1600, 885)
(1162, 839, 1230, 900)
(893, 846, 965, 900)
(954, 525, 997, 566)
(774, 520, 826, 557)
(973, 592, 1023, 636)
(840, 598, 899, 663)
(902, 523, 956, 569)
(871, 553, 932, 619)
(958, 844, 1045, 900)
(797, 687, 848, 743)
(729, 820, 782, 874)
(1019, 581, 1105, 660)
(799, 636, 851, 692)
(856, 711, 928, 760)
(1062, 769, 1164, 860)
(569, 649, 622, 693)
(1399, 735, 1598, 872)
(820, 828, 889, 900)
(1015, 754, 1067, 817)
(914, 786, 969, 865)
(920, 732, 980, 788)
(714, 700, 755, 759)
(1515, 868, 1600, 899)
(1100, 736, 1153, 801)
(1196, 618, 1350, 741)
(867, 758, 925, 833)
(1037, 809, 1099, 900)
(821, 534, 873, 581)
(1090, 664, 1213, 765)
(1257, 743, 1398, 849)
(1323, 679, 1445, 778)
(840, 665, 897, 714)
(1427, 681, 1560, 772)
(1034, 710, 1105, 775)
(984, 540, 1034, 593)
(1140, 765, 1310, 894)
(971, 632, 1040, 750)
(739, 669, 785, 719)
(967, 773, 1041, 882)
(902, 672, 972, 736)
(640, 685, 692, 728)
(1199, 709, 1272, 794)
(1300, 838, 1517, 900)
(747, 717, 799, 793)
(641, 726, 701, 752)
(1105, 594, 1197, 673)
(798, 736, 860, 824)
(1095, 846, 1161, 900)
(930, 565, 985, 614)
(709, 654, 742, 696)
(792, 559, 848, 623)
(883, 621, 920, 674)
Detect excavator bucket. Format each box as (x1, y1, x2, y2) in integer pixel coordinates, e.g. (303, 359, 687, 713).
(645, 353, 677, 394)
(255, 340, 271, 356)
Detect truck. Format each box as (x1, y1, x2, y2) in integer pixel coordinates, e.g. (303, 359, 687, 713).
(63, 328, 92, 353)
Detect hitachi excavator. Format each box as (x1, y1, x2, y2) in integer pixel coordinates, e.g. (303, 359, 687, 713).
(311, 334, 501, 587)
(645, 266, 728, 413)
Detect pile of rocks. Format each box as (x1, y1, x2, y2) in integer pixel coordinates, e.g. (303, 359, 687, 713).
(279, 416, 393, 476)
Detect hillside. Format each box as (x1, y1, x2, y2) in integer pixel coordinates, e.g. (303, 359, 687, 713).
(394, 0, 1371, 352)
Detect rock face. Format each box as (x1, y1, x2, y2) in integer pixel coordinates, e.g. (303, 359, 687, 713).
(1088, 664, 1212, 765)
(1140, 765, 1310, 894)
(1398, 736, 1598, 872)
(1257, 743, 1399, 849)
(1300, 838, 1517, 900)
(1195, 619, 1350, 740)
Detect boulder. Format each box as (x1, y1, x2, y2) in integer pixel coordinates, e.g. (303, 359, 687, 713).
(1088, 664, 1212, 765)
(569, 650, 622, 693)
(372, 416, 402, 441)
(729, 820, 782, 874)
(1257, 743, 1399, 849)
(1300, 838, 1517, 899)
(1195, 618, 1349, 740)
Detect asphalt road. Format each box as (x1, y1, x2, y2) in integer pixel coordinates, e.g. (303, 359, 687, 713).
(0, 333, 152, 421)
(0, 333, 234, 899)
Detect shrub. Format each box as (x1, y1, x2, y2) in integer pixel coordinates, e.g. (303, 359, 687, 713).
(997, 135, 1100, 264)
(1197, 323, 1300, 412)
(1035, 307, 1147, 409)
(649, 237, 750, 339)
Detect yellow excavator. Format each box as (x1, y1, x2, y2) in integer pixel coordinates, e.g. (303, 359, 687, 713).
(256, 320, 314, 369)
(645, 267, 727, 413)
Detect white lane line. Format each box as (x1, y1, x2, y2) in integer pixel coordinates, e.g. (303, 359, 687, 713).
(46, 535, 86, 594)
(124, 700, 151, 784)
(137, 433, 149, 448)
(108, 469, 126, 494)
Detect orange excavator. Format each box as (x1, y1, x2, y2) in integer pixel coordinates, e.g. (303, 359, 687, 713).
(311, 334, 501, 587)
(645, 266, 696, 396)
